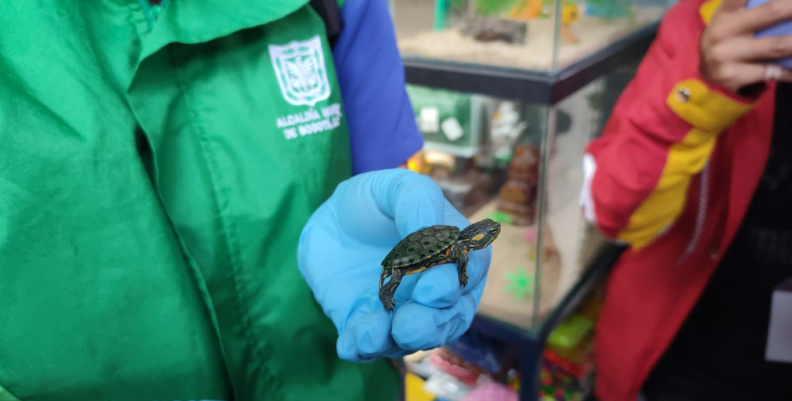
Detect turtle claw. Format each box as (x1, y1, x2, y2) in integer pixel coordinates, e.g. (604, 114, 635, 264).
(381, 296, 396, 312)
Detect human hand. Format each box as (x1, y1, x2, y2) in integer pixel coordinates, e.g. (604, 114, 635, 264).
(700, 0, 792, 92)
(297, 169, 493, 362)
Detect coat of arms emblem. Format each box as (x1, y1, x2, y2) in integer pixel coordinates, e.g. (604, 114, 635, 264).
(269, 36, 331, 107)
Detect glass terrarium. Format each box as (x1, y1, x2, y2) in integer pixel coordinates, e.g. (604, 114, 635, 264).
(390, 0, 672, 73)
(401, 62, 639, 401)
(403, 66, 635, 333)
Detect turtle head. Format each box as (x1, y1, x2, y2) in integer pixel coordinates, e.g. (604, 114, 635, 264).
(458, 219, 501, 251)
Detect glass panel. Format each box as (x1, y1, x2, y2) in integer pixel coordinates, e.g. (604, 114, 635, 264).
(390, 0, 670, 74)
(404, 84, 546, 331)
(403, 61, 639, 333)
(466, 100, 547, 330)
(535, 79, 605, 326)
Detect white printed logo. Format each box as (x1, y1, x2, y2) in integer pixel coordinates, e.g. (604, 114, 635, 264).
(269, 36, 331, 107)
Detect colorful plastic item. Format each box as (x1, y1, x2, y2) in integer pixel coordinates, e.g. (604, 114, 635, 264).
(461, 381, 518, 401)
(405, 372, 436, 401)
(505, 266, 534, 300)
(538, 360, 585, 401)
(485, 211, 513, 225)
(445, 332, 511, 375)
(547, 313, 593, 350)
(429, 350, 483, 386)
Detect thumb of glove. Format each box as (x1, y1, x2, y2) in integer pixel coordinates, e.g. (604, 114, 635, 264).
(368, 169, 446, 237)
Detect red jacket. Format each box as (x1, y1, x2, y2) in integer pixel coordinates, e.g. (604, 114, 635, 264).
(582, 0, 777, 400)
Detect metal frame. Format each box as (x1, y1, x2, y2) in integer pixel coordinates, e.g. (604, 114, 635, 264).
(403, 23, 658, 105)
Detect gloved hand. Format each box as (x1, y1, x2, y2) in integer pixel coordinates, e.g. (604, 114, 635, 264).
(297, 169, 493, 362)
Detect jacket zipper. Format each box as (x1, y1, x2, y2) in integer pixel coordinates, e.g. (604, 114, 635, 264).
(677, 162, 710, 265)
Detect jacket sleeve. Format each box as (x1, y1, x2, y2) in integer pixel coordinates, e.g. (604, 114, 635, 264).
(332, 0, 424, 174)
(580, 0, 759, 250)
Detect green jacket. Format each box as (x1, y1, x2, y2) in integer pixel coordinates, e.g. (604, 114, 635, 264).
(0, 1, 400, 400)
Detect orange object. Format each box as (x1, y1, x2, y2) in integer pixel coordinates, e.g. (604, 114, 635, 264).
(510, 0, 543, 20)
(560, 4, 580, 44)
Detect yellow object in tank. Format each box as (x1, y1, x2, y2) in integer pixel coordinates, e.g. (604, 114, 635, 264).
(562, 3, 580, 25)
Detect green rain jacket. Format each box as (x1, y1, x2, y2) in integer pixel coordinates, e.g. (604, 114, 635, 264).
(0, 0, 421, 400)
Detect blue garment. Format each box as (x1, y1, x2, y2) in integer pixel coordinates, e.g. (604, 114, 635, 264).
(333, 0, 424, 174)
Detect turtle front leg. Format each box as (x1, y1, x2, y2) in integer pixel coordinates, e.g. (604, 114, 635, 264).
(379, 269, 391, 289)
(379, 268, 404, 312)
(453, 244, 469, 287)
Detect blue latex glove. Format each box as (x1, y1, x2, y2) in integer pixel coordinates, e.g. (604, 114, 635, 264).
(297, 169, 493, 362)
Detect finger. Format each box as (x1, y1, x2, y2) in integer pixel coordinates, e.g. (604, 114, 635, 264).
(718, 0, 750, 13)
(729, 0, 792, 35)
(411, 263, 461, 307)
(411, 250, 490, 308)
(337, 310, 396, 361)
(337, 327, 375, 362)
(367, 169, 445, 237)
(411, 242, 491, 308)
(779, 66, 792, 81)
(707, 61, 788, 90)
(412, 200, 492, 308)
(391, 290, 480, 351)
(712, 35, 792, 61)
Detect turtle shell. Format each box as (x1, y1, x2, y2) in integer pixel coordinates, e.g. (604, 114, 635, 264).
(381, 225, 461, 268)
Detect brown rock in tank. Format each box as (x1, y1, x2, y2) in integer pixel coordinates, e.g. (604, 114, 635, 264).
(461, 17, 528, 44)
(498, 144, 540, 225)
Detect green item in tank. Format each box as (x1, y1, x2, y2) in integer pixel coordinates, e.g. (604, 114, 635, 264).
(405, 84, 485, 157)
(486, 211, 514, 224)
(449, 0, 518, 16)
(505, 266, 534, 300)
(547, 314, 594, 350)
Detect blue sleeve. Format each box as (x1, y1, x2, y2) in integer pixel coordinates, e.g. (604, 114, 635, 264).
(332, 0, 424, 175)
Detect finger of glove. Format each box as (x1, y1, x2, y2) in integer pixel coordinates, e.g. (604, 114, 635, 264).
(337, 310, 400, 361)
(367, 169, 445, 237)
(391, 291, 479, 351)
(411, 201, 492, 308)
(331, 178, 404, 247)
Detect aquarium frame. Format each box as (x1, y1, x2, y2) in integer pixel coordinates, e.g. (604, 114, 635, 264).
(402, 22, 658, 105)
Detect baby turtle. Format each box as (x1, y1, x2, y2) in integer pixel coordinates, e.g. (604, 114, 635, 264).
(378, 219, 501, 312)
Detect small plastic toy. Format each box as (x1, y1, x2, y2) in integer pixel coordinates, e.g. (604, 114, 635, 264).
(547, 313, 593, 350)
(560, 2, 581, 44)
(462, 381, 518, 401)
(485, 211, 514, 225)
(509, 0, 544, 20)
(379, 219, 501, 311)
(505, 266, 534, 300)
(538, 360, 585, 401)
